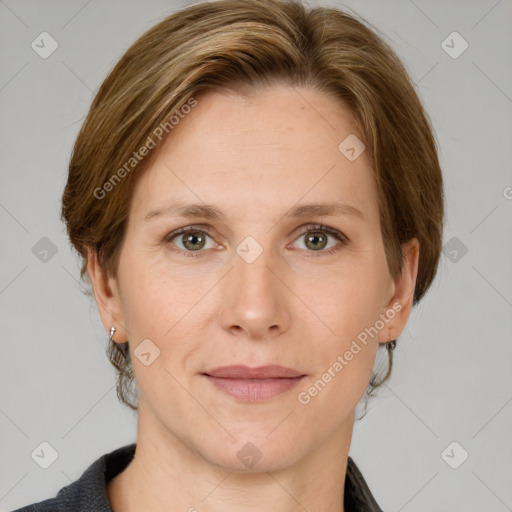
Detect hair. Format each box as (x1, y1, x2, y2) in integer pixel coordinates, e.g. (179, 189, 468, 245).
(61, 0, 444, 412)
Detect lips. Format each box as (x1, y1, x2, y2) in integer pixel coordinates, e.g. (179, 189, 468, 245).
(202, 365, 306, 402)
(203, 365, 304, 379)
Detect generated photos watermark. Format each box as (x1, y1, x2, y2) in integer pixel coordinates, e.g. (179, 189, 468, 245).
(297, 301, 402, 405)
(93, 97, 198, 200)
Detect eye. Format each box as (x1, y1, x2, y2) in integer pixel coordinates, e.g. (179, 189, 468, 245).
(164, 223, 349, 258)
(164, 226, 216, 256)
(290, 223, 348, 255)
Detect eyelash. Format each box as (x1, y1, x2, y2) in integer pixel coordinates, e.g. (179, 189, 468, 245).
(163, 223, 349, 258)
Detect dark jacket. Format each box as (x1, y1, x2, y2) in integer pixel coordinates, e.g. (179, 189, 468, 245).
(12, 443, 383, 511)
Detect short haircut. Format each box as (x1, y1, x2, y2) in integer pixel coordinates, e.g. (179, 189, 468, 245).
(62, 0, 444, 410)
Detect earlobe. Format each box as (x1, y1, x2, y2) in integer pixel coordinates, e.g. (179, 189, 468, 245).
(86, 250, 128, 343)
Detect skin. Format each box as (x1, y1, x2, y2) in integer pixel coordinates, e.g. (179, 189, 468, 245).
(88, 84, 419, 512)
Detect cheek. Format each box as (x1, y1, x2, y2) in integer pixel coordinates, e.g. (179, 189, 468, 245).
(293, 332, 378, 439)
(301, 260, 387, 397)
(118, 249, 190, 337)
(305, 261, 388, 341)
(117, 250, 209, 387)
(297, 292, 381, 419)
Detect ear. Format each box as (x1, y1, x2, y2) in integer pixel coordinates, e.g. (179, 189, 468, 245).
(378, 238, 420, 344)
(86, 249, 129, 344)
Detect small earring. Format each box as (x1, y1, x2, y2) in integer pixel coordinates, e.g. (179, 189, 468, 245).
(386, 338, 397, 351)
(109, 326, 116, 342)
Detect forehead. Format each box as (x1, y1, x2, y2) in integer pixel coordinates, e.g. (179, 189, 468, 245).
(128, 85, 378, 225)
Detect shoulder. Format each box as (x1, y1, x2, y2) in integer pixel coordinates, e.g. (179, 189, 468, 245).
(10, 498, 52, 511)
(10, 496, 58, 511)
(9, 443, 136, 512)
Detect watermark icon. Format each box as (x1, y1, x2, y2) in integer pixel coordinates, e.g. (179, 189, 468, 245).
(503, 186, 512, 200)
(441, 441, 469, 469)
(133, 338, 161, 366)
(93, 97, 197, 200)
(31, 441, 59, 469)
(32, 237, 58, 263)
(237, 441, 263, 468)
(338, 133, 366, 161)
(441, 31, 468, 59)
(236, 236, 264, 264)
(443, 236, 468, 263)
(31, 32, 59, 59)
(297, 301, 402, 405)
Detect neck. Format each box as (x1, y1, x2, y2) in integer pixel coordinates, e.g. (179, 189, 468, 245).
(108, 400, 354, 512)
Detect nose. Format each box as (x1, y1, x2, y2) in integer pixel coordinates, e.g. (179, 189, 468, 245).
(217, 247, 292, 341)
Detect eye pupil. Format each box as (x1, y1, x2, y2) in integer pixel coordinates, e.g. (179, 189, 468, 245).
(183, 231, 206, 251)
(305, 232, 327, 250)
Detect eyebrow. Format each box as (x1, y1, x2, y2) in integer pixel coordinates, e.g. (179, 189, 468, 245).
(144, 201, 364, 222)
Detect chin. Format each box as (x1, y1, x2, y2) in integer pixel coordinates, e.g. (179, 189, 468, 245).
(193, 426, 310, 473)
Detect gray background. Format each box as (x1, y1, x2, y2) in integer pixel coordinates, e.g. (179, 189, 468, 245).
(1, 0, 511, 510)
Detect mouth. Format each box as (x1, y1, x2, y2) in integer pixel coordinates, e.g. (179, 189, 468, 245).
(201, 365, 306, 402)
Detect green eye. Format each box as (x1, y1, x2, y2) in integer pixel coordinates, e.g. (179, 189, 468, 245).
(165, 223, 348, 258)
(291, 224, 348, 255)
(164, 226, 215, 257)
(179, 231, 208, 251)
(304, 231, 329, 251)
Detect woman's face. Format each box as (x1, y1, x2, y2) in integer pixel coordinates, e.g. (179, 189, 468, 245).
(91, 84, 418, 471)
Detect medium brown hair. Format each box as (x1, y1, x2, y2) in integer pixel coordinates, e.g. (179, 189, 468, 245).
(62, 0, 444, 411)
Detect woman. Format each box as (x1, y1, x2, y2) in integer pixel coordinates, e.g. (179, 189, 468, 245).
(13, 0, 443, 510)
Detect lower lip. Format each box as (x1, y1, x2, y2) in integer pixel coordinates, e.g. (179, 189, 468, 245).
(203, 375, 305, 402)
